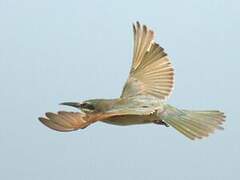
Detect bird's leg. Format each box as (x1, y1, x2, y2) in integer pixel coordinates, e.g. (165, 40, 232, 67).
(153, 119, 169, 127)
(150, 109, 169, 127)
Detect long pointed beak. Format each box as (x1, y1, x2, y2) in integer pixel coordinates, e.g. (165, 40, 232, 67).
(59, 102, 82, 108)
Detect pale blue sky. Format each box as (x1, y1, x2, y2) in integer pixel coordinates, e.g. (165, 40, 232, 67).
(0, 0, 239, 179)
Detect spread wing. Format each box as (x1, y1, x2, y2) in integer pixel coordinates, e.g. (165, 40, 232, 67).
(121, 22, 174, 100)
(39, 111, 112, 132)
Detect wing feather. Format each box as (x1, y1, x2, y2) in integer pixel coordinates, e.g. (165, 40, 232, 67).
(39, 111, 123, 132)
(121, 22, 174, 100)
(39, 111, 98, 132)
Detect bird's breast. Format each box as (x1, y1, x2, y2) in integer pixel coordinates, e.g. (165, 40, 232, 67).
(102, 114, 159, 126)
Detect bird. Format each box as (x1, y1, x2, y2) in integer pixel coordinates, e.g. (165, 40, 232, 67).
(39, 21, 225, 140)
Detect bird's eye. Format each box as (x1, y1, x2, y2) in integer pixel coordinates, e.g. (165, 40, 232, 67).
(80, 103, 95, 110)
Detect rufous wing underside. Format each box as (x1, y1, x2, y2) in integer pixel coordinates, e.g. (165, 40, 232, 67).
(39, 111, 118, 132)
(39, 111, 132, 132)
(39, 111, 93, 132)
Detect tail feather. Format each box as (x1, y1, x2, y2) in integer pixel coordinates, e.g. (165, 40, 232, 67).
(161, 105, 225, 140)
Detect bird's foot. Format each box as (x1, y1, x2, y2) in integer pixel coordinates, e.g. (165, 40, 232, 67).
(153, 120, 169, 127)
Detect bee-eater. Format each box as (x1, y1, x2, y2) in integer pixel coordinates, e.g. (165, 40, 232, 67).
(39, 22, 225, 140)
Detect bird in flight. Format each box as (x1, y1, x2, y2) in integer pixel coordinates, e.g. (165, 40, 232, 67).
(39, 22, 225, 140)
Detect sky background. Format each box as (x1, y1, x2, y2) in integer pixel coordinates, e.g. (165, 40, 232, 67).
(0, 0, 239, 179)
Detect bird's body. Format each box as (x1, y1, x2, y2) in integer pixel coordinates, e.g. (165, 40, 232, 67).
(89, 95, 165, 126)
(39, 22, 225, 140)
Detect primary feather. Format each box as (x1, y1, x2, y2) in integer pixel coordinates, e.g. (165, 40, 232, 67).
(121, 22, 174, 100)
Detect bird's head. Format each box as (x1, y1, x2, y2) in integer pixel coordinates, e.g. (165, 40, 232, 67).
(60, 99, 117, 114)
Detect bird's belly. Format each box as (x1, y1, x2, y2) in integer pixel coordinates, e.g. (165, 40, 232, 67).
(102, 115, 158, 126)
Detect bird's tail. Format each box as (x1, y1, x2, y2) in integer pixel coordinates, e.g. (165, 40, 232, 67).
(161, 104, 225, 140)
